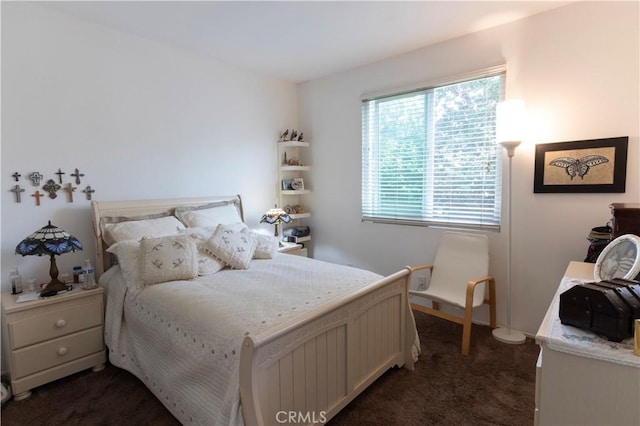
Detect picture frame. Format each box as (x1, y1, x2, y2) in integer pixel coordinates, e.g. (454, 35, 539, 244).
(533, 136, 628, 193)
(291, 177, 305, 190)
(593, 234, 640, 281)
(281, 179, 294, 190)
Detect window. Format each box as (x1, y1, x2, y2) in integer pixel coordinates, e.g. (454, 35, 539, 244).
(361, 70, 505, 230)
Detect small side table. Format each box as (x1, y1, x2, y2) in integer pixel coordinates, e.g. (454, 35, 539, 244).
(278, 242, 308, 257)
(1, 286, 106, 400)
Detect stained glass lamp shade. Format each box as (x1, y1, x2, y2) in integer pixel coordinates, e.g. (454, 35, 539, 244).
(15, 221, 83, 292)
(260, 207, 291, 238)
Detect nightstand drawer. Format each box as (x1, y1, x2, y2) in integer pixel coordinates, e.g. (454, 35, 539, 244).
(11, 327, 104, 379)
(9, 298, 103, 349)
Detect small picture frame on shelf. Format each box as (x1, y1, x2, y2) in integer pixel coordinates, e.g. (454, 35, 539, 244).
(291, 178, 305, 190)
(282, 179, 294, 190)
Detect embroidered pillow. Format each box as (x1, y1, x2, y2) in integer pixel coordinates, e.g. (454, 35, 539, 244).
(252, 231, 279, 259)
(179, 227, 226, 276)
(140, 235, 198, 285)
(204, 224, 257, 269)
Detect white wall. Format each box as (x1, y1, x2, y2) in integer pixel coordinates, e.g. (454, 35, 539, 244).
(1, 3, 297, 291)
(299, 1, 639, 335)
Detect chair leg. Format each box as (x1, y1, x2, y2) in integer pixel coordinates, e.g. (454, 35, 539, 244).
(461, 304, 473, 356)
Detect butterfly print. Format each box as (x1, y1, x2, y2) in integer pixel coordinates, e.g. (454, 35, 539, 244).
(548, 155, 609, 180)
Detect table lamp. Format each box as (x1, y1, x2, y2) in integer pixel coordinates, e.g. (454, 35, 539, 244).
(260, 206, 291, 240)
(15, 221, 83, 292)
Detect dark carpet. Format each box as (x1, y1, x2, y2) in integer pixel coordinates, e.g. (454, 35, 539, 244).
(1, 311, 538, 425)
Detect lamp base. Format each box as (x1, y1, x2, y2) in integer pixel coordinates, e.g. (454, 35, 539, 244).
(42, 278, 66, 293)
(42, 254, 66, 293)
(492, 327, 527, 345)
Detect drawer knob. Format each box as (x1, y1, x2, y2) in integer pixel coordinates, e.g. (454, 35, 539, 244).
(57, 347, 68, 356)
(55, 319, 66, 328)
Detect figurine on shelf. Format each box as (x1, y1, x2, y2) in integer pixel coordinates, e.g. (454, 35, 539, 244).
(279, 129, 289, 142)
(284, 204, 305, 214)
(290, 130, 298, 141)
(297, 132, 304, 142)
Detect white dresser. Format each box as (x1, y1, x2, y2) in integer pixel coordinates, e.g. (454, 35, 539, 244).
(2, 287, 106, 400)
(535, 261, 640, 425)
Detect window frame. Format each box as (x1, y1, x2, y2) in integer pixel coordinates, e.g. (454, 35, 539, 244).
(361, 66, 506, 232)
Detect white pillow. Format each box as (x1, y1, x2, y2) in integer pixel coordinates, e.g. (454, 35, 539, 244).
(104, 216, 185, 246)
(179, 227, 226, 276)
(175, 202, 243, 228)
(106, 239, 142, 290)
(252, 231, 279, 259)
(140, 235, 198, 285)
(204, 224, 257, 269)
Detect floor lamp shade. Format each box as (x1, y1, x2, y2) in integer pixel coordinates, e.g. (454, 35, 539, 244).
(492, 100, 526, 345)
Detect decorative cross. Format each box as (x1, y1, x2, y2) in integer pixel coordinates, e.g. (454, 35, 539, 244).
(64, 183, 77, 202)
(83, 185, 95, 200)
(12, 172, 21, 182)
(11, 185, 25, 203)
(32, 190, 43, 206)
(43, 179, 61, 199)
(71, 168, 84, 185)
(55, 168, 66, 184)
(29, 172, 43, 186)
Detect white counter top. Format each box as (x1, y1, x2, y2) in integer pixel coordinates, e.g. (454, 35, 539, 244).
(536, 261, 639, 368)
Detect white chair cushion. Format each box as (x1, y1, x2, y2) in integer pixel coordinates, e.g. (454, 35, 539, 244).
(424, 232, 489, 308)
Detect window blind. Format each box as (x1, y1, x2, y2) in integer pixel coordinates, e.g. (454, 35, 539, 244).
(362, 72, 505, 230)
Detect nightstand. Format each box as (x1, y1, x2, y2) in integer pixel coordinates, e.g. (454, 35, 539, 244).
(1, 287, 106, 400)
(278, 241, 308, 257)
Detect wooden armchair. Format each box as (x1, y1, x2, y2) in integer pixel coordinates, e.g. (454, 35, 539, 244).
(409, 232, 496, 355)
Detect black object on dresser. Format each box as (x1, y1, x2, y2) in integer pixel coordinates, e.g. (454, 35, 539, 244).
(610, 203, 640, 238)
(559, 278, 640, 342)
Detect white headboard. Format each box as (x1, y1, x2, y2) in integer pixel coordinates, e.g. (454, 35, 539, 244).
(91, 195, 243, 277)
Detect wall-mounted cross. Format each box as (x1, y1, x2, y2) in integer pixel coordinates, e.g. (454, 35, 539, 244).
(11, 185, 25, 203)
(12, 172, 21, 182)
(64, 183, 77, 202)
(30, 172, 43, 186)
(71, 168, 84, 185)
(55, 168, 66, 184)
(43, 179, 61, 199)
(32, 190, 43, 206)
(83, 185, 95, 200)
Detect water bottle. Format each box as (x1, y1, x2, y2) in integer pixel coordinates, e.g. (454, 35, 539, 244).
(82, 260, 96, 289)
(10, 268, 23, 294)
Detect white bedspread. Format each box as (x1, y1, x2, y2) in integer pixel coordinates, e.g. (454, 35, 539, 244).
(100, 253, 388, 425)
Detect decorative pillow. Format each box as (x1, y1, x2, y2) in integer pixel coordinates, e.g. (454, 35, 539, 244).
(252, 231, 279, 259)
(175, 201, 243, 228)
(179, 227, 226, 276)
(140, 235, 198, 285)
(204, 224, 257, 269)
(103, 215, 185, 247)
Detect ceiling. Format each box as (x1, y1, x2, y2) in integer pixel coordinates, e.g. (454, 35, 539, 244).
(37, 1, 574, 83)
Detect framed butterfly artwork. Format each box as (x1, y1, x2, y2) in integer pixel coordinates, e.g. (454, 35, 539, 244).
(533, 136, 628, 193)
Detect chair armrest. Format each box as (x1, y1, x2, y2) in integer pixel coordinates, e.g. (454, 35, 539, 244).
(465, 275, 495, 307)
(467, 275, 493, 286)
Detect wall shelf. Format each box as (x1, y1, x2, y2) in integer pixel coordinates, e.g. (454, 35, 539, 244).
(278, 138, 312, 251)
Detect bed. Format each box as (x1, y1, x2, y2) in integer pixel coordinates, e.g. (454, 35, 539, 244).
(91, 195, 418, 425)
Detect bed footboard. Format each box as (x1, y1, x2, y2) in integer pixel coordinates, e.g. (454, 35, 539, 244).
(239, 268, 416, 425)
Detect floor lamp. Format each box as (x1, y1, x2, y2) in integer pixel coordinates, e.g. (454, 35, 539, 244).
(492, 100, 527, 345)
